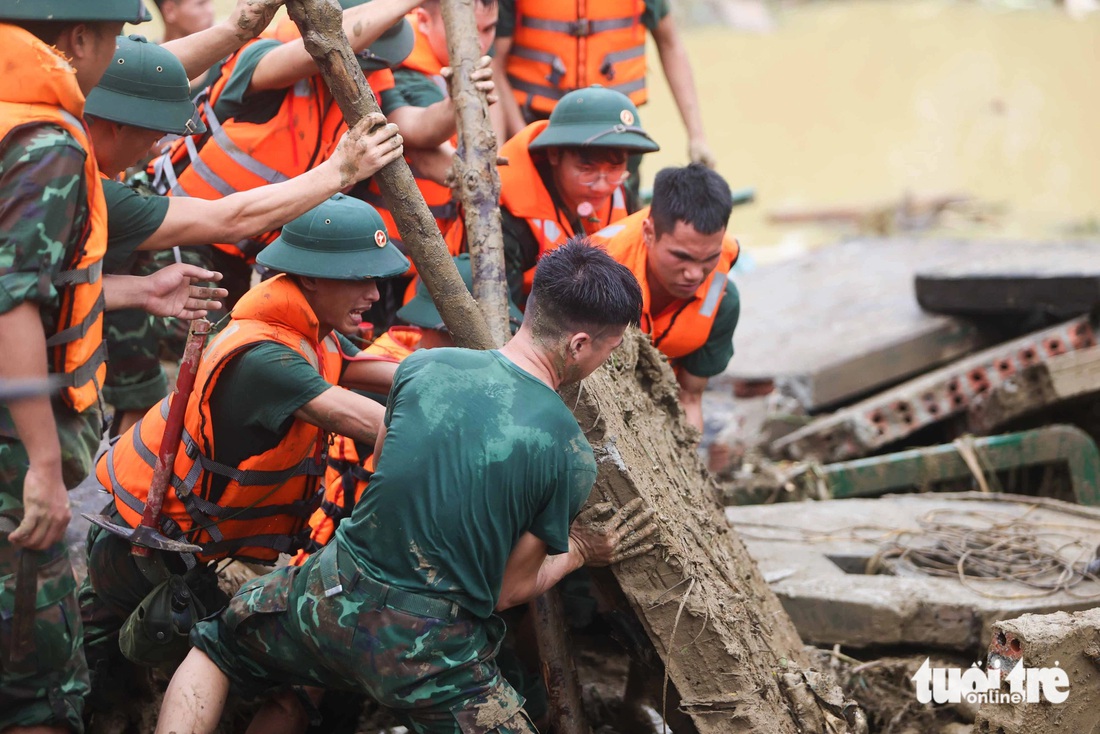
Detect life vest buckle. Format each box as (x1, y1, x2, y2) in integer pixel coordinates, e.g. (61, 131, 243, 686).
(569, 19, 592, 37)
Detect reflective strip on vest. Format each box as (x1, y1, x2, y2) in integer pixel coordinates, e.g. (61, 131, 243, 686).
(152, 150, 188, 197)
(360, 189, 457, 225)
(48, 341, 106, 389)
(531, 218, 563, 244)
(699, 271, 727, 318)
(53, 259, 102, 286)
(594, 222, 627, 239)
(45, 293, 104, 347)
(203, 102, 290, 186)
(507, 75, 646, 103)
(510, 46, 567, 84)
(183, 134, 236, 197)
(601, 45, 645, 68)
(519, 16, 638, 36)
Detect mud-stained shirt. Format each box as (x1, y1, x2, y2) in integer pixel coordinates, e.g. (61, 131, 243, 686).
(337, 347, 597, 619)
(0, 123, 103, 493)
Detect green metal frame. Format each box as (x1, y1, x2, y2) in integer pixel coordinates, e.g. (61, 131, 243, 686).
(820, 425, 1100, 506)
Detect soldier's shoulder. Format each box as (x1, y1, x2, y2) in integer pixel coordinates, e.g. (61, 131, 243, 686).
(2, 122, 85, 166)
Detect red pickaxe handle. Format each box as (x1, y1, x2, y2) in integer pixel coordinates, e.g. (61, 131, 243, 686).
(133, 318, 211, 557)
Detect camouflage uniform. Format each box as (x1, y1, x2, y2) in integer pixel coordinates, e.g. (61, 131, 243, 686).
(193, 543, 536, 734)
(0, 124, 99, 733)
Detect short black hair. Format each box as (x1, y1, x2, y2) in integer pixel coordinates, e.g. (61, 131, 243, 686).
(14, 20, 69, 45)
(528, 237, 641, 341)
(650, 163, 733, 238)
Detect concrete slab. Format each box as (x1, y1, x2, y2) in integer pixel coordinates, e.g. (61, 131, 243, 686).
(977, 607, 1100, 734)
(725, 237, 1007, 411)
(916, 240, 1100, 319)
(726, 493, 1100, 653)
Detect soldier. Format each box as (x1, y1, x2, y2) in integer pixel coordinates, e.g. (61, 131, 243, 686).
(155, 239, 657, 733)
(81, 195, 409, 703)
(492, 0, 716, 168)
(594, 163, 741, 433)
(87, 35, 405, 436)
(445, 85, 658, 307)
(0, 2, 227, 731)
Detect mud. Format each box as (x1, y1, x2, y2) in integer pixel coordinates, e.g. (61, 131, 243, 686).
(566, 330, 857, 732)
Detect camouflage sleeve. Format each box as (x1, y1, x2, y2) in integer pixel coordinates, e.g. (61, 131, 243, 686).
(0, 123, 90, 318)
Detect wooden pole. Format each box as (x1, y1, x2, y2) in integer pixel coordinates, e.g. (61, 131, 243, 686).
(285, 0, 494, 350)
(439, 0, 510, 346)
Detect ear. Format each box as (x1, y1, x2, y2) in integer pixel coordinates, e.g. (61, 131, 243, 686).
(414, 7, 432, 33)
(297, 275, 320, 292)
(567, 331, 591, 359)
(642, 216, 656, 248)
(161, 1, 179, 25)
(546, 148, 562, 167)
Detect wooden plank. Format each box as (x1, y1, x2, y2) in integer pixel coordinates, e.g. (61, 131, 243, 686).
(727, 238, 1002, 411)
(915, 241, 1100, 318)
(968, 346, 1100, 433)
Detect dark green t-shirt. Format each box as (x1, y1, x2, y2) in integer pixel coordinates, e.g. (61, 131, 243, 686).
(214, 39, 405, 122)
(101, 178, 170, 274)
(678, 279, 740, 378)
(337, 348, 597, 618)
(205, 331, 358, 497)
(389, 68, 447, 109)
(496, 0, 669, 37)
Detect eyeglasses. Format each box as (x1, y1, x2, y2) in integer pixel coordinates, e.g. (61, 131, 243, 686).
(576, 168, 630, 188)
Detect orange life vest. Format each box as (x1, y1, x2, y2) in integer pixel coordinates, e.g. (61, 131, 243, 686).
(444, 120, 628, 295)
(288, 325, 421, 566)
(506, 0, 647, 116)
(359, 19, 456, 250)
(596, 208, 739, 360)
(0, 24, 108, 413)
(149, 38, 395, 262)
(96, 275, 345, 563)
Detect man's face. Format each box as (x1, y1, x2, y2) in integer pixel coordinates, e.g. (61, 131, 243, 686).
(643, 217, 725, 301)
(114, 125, 165, 176)
(418, 2, 498, 65)
(68, 22, 125, 95)
(547, 149, 628, 218)
(309, 278, 381, 335)
(162, 0, 216, 38)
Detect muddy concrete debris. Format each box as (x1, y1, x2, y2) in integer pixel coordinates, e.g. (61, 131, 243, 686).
(726, 493, 1100, 653)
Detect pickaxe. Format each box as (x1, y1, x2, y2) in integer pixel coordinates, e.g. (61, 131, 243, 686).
(83, 319, 209, 557)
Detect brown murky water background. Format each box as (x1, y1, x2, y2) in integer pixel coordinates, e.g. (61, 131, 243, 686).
(185, 0, 1100, 258)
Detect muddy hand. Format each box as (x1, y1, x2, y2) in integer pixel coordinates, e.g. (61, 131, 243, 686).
(8, 466, 70, 550)
(571, 498, 658, 567)
(440, 56, 498, 105)
(145, 264, 227, 319)
(337, 113, 404, 185)
(232, 0, 285, 42)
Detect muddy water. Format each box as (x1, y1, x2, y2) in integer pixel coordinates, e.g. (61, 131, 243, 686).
(640, 0, 1100, 258)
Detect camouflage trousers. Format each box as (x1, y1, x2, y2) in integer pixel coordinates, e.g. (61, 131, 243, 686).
(193, 542, 537, 733)
(0, 504, 88, 733)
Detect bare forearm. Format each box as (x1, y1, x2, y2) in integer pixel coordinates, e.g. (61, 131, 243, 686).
(498, 548, 584, 611)
(163, 20, 252, 81)
(250, 0, 418, 92)
(678, 387, 704, 433)
(654, 20, 707, 141)
(389, 103, 455, 149)
(0, 303, 63, 472)
(295, 387, 384, 446)
(142, 159, 346, 251)
(339, 358, 398, 395)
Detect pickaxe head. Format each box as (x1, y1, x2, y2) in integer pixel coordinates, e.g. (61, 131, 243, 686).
(82, 513, 203, 554)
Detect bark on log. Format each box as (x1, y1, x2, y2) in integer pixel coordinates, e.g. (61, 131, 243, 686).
(440, 0, 510, 346)
(285, 0, 494, 350)
(565, 330, 863, 733)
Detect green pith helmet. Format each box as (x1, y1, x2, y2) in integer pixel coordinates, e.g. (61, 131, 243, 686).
(528, 86, 659, 153)
(0, 0, 151, 22)
(397, 254, 523, 332)
(257, 194, 410, 280)
(85, 35, 205, 136)
(336, 0, 414, 73)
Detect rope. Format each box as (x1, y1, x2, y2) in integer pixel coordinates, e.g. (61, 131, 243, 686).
(734, 504, 1100, 601)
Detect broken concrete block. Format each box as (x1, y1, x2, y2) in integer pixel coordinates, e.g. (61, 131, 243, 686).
(975, 607, 1100, 734)
(772, 317, 1097, 463)
(726, 493, 1100, 653)
(916, 241, 1100, 319)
